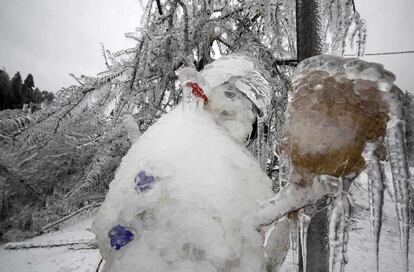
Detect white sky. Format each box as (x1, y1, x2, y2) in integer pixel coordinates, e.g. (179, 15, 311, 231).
(0, 0, 413, 93)
(0, 0, 142, 91)
(355, 0, 414, 94)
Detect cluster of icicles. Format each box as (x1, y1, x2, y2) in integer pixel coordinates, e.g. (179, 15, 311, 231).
(282, 55, 410, 272)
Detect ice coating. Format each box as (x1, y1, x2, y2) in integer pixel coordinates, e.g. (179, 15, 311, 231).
(329, 186, 352, 272)
(109, 225, 135, 250)
(205, 83, 257, 144)
(288, 214, 300, 272)
(281, 55, 394, 179)
(281, 55, 410, 272)
(262, 218, 290, 271)
(123, 114, 140, 143)
(92, 105, 274, 272)
(254, 175, 338, 228)
(201, 54, 257, 90)
(299, 207, 316, 272)
(362, 142, 385, 271)
(294, 55, 396, 93)
(200, 54, 272, 118)
(385, 86, 411, 272)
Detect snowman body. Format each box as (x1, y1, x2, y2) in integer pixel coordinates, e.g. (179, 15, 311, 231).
(93, 105, 273, 272)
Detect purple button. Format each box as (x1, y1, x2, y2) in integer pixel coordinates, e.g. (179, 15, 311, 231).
(109, 225, 134, 250)
(135, 171, 156, 193)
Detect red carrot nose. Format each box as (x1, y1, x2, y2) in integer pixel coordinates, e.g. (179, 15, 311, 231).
(186, 81, 208, 103)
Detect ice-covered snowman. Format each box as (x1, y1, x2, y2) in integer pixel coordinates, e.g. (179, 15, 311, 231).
(92, 54, 277, 272)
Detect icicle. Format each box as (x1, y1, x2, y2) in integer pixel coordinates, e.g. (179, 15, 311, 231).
(386, 120, 410, 271)
(363, 142, 385, 271)
(329, 179, 352, 272)
(278, 154, 291, 187)
(298, 206, 316, 272)
(257, 115, 263, 166)
(288, 213, 300, 272)
(384, 87, 410, 271)
(257, 116, 268, 170)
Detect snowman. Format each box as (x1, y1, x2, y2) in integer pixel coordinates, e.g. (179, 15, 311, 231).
(92, 54, 278, 272)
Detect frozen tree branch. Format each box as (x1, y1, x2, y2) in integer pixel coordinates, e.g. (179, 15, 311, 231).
(101, 43, 111, 70)
(156, 0, 163, 15)
(69, 73, 85, 87)
(177, 0, 189, 55)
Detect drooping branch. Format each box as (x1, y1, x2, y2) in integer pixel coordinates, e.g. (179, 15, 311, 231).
(273, 59, 297, 67)
(69, 73, 85, 87)
(101, 43, 111, 70)
(156, 0, 163, 15)
(129, 38, 146, 91)
(177, 0, 189, 56)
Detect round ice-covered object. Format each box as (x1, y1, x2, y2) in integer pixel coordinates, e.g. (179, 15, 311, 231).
(135, 171, 156, 193)
(109, 225, 135, 250)
(281, 55, 395, 179)
(294, 55, 396, 93)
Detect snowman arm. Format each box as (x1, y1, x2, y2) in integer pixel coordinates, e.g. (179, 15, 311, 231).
(253, 179, 336, 229)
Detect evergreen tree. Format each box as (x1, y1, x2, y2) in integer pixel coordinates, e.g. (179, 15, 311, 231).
(22, 73, 35, 106)
(0, 70, 13, 110)
(10, 72, 23, 109)
(33, 88, 42, 104)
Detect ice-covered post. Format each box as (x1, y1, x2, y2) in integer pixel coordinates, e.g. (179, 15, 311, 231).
(295, 1, 329, 271)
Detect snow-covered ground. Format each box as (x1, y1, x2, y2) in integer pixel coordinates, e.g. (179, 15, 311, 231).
(0, 218, 101, 272)
(346, 175, 414, 272)
(0, 178, 412, 272)
(281, 174, 414, 272)
(1, 182, 412, 272)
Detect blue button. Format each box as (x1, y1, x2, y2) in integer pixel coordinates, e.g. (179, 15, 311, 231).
(109, 225, 134, 250)
(135, 171, 156, 193)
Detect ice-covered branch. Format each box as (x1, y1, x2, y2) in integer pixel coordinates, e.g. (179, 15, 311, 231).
(177, 0, 189, 55)
(255, 176, 337, 229)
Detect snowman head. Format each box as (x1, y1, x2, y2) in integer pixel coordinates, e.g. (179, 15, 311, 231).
(205, 82, 257, 144)
(177, 62, 269, 144)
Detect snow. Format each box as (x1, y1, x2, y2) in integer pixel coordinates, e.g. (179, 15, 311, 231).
(205, 83, 257, 144)
(1, 189, 411, 272)
(200, 54, 256, 91)
(254, 175, 338, 228)
(2, 55, 411, 272)
(92, 103, 275, 271)
(0, 218, 101, 272)
(122, 114, 140, 143)
(279, 173, 414, 272)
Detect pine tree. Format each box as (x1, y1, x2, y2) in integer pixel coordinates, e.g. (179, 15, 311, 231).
(10, 72, 23, 109)
(0, 70, 13, 110)
(22, 74, 35, 106)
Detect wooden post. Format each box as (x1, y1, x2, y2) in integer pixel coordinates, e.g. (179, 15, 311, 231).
(295, 1, 329, 271)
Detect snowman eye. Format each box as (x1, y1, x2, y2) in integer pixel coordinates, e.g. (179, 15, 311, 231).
(224, 91, 236, 98)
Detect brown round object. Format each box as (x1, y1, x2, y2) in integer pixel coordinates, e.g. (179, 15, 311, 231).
(280, 70, 389, 178)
